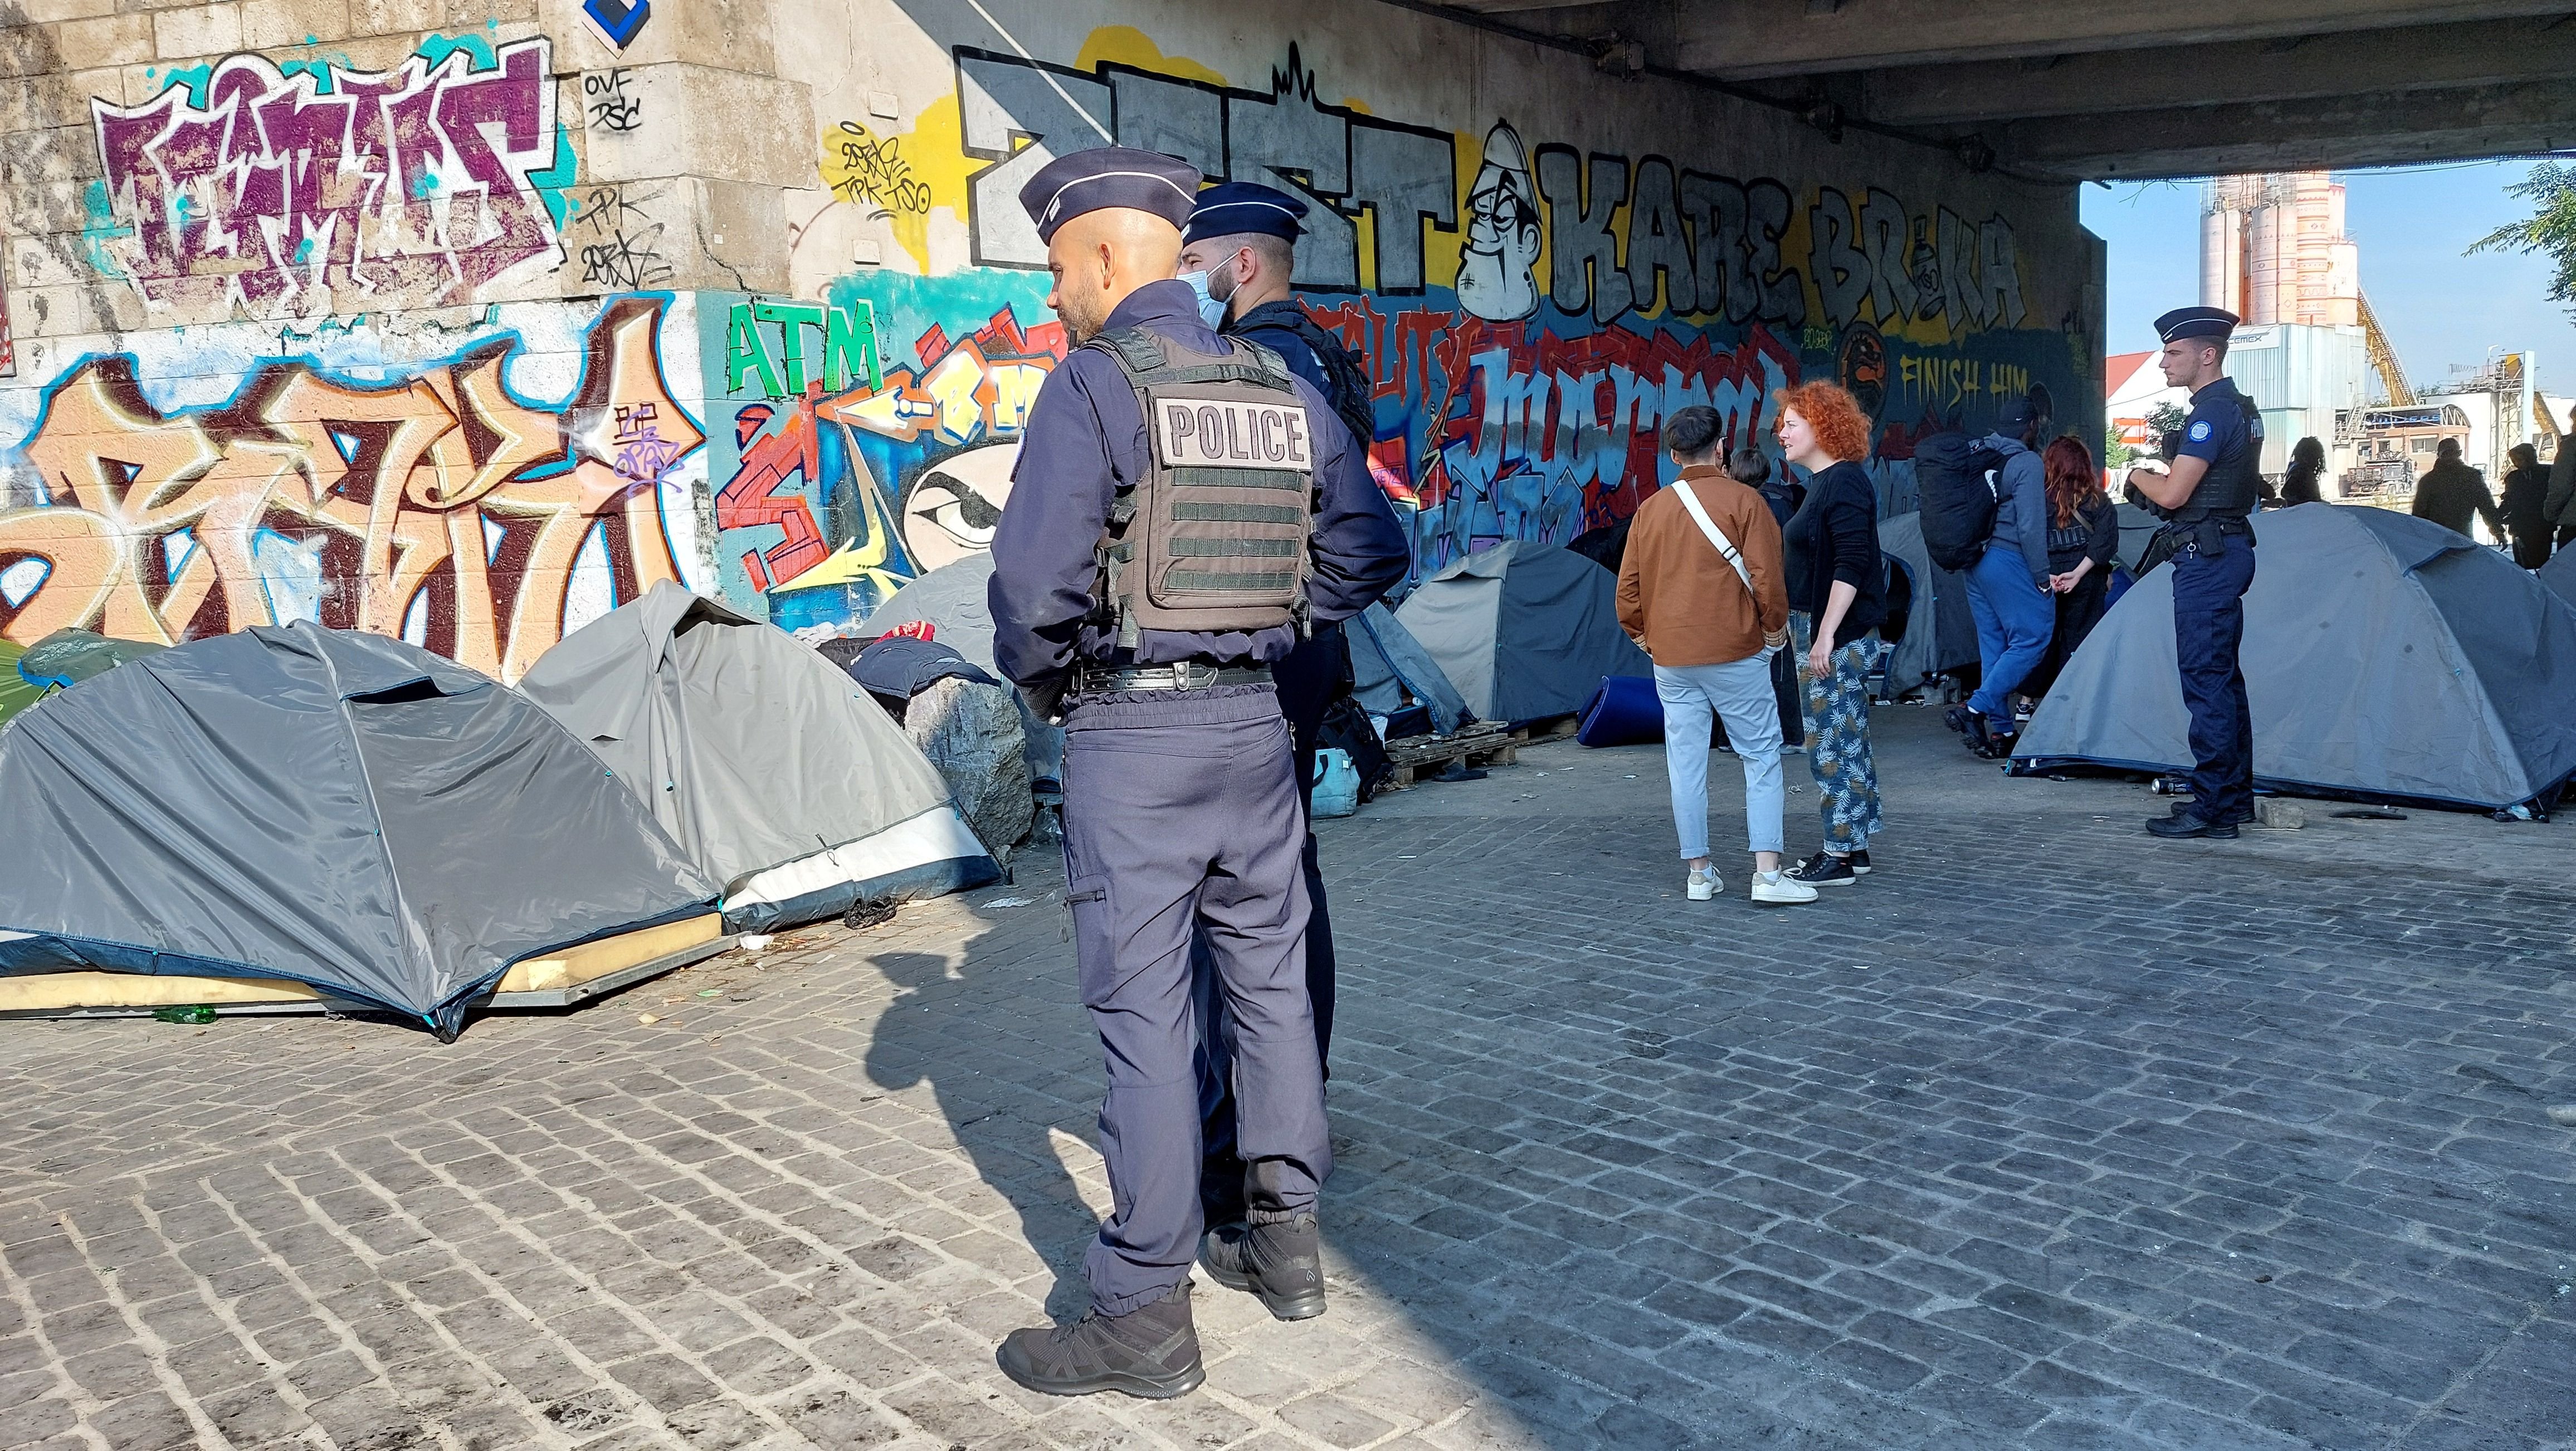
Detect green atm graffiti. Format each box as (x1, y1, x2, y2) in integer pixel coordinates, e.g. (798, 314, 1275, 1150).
(725, 298, 881, 398)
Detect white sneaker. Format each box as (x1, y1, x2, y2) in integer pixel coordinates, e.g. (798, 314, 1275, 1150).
(1750, 869, 1818, 905)
(1686, 865, 1722, 900)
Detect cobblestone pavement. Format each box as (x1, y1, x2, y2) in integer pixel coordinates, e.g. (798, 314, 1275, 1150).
(4, 706, 2574, 1451)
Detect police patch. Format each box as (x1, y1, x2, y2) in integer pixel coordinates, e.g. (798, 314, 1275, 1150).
(1155, 396, 1311, 469)
(2188, 420, 2212, 443)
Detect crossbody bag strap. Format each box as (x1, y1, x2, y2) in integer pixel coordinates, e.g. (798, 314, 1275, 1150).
(1670, 480, 1756, 596)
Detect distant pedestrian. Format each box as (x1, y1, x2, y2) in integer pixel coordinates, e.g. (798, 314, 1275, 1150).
(1774, 382, 1887, 888)
(2279, 436, 2327, 507)
(2025, 435, 2118, 702)
(2549, 408, 2576, 548)
(2412, 438, 2506, 542)
(1730, 445, 1805, 749)
(2501, 442, 2553, 568)
(1946, 395, 2053, 758)
(1617, 407, 1814, 906)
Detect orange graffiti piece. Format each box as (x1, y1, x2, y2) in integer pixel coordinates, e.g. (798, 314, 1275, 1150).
(0, 296, 700, 681)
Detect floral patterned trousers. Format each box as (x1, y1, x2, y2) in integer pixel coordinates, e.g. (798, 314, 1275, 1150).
(1794, 615, 1885, 853)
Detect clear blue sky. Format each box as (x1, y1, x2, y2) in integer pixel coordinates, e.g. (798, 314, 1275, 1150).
(2081, 163, 2576, 396)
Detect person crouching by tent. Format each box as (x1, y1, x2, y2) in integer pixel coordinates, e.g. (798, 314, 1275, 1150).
(1946, 395, 2054, 758)
(1730, 445, 1807, 752)
(1617, 407, 1817, 907)
(2025, 435, 2119, 702)
(1777, 381, 1889, 889)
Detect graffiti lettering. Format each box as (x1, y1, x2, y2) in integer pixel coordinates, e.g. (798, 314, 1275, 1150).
(583, 69, 643, 133)
(0, 296, 695, 681)
(89, 39, 562, 319)
(724, 299, 882, 400)
(823, 123, 931, 215)
(1809, 188, 2026, 332)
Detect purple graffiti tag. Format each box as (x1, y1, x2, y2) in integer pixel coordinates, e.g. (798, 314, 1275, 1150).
(89, 38, 561, 317)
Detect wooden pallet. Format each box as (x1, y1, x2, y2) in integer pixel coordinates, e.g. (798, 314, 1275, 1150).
(0, 914, 733, 1020)
(1513, 714, 1579, 743)
(1380, 723, 1519, 789)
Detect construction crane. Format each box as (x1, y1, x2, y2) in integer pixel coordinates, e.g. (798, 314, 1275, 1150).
(2355, 289, 2415, 406)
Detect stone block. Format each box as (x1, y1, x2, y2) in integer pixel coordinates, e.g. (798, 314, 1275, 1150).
(902, 676, 1033, 861)
(51, 13, 154, 70)
(238, 0, 352, 51)
(580, 64, 814, 191)
(533, 0, 772, 78)
(150, 3, 243, 60)
(344, 0, 440, 41)
(2254, 798, 2304, 829)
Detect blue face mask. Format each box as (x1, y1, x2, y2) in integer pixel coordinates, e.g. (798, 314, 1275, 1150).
(1178, 270, 1228, 330)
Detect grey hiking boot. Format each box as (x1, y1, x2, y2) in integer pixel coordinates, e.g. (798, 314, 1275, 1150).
(1199, 1213, 1325, 1321)
(995, 1283, 1202, 1398)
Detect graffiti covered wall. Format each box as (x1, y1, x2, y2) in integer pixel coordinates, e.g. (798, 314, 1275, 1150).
(740, 2, 2099, 632)
(4, 0, 2096, 673)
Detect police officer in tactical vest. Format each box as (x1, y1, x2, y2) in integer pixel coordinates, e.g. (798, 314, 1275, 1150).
(1174, 181, 1375, 1238)
(988, 148, 1408, 1399)
(2126, 306, 2262, 839)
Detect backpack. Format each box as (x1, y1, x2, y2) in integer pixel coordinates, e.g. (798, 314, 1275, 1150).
(1915, 432, 2006, 574)
(1239, 301, 1378, 454)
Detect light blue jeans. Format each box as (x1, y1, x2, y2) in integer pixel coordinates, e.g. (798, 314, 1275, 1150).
(1655, 657, 1786, 859)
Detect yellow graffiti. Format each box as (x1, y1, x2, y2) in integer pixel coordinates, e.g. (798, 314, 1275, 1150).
(819, 98, 972, 272)
(1073, 27, 1228, 85)
(0, 298, 696, 681)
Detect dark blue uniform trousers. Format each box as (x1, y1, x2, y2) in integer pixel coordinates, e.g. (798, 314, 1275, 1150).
(2171, 533, 2258, 820)
(1195, 624, 1343, 1224)
(1060, 683, 1330, 1316)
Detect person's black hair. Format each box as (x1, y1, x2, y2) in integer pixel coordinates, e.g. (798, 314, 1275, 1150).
(2438, 436, 2462, 458)
(1663, 406, 1724, 461)
(2290, 436, 2325, 467)
(1726, 447, 1769, 485)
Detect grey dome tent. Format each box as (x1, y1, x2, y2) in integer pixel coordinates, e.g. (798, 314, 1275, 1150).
(0, 625, 718, 1038)
(2012, 505, 2576, 812)
(2540, 543, 2576, 610)
(1348, 602, 1473, 736)
(1877, 513, 1978, 697)
(519, 583, 996, 931)
(1394, 541, 1650, 723)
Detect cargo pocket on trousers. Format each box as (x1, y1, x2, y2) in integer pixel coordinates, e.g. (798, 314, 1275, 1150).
(1064, 874, 1117, 1009)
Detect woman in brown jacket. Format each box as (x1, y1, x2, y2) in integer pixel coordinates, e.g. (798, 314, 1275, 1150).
(1617, 406, 1816, 907)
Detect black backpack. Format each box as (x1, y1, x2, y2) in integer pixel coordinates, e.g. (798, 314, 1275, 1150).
(1240, 302, 1378, 454)
(1915, 432, 2006, 574)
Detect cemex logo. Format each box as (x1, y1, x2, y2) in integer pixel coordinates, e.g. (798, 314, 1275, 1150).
(582, 0, 650, 51)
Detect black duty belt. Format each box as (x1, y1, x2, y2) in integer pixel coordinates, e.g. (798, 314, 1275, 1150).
(1070, 662, 1272, 693)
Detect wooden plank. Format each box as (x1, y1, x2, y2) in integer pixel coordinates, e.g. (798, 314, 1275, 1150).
(0, 971, 321, 1012)
(497, 915, 724, 992)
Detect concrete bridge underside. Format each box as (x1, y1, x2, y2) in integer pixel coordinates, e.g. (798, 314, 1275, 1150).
(1421, 0, 2576, 179)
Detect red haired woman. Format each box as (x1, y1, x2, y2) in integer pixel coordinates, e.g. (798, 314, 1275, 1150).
(2026, 434, 2118, 700)
(1774, 381, 1887, 889)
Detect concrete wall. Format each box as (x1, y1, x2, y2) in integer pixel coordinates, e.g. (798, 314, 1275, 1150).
(0, 0, 2102, 680)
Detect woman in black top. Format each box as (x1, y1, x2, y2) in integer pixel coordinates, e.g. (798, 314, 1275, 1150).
(2278, 436, 2326, 507)
(1774, 381, 1885, 888)
(2500, 442, 2554, 568)
(2025, 435, 2117, 702)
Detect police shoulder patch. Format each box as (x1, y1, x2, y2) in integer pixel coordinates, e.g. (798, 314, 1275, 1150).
(2188, 420, 2213, 442)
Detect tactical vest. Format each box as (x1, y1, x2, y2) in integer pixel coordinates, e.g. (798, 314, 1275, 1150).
(1084, 326, 1317, 645)
(2172, 383, 2265, 525)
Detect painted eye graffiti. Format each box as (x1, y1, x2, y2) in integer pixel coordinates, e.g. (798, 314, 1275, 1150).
(911, 480, 1004, 546)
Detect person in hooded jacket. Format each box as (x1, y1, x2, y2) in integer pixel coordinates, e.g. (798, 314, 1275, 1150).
(1945, 395, 2053, 757)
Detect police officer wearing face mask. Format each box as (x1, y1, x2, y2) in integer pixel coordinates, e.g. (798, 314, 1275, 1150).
(1173, 181, 1377, 1248)
(988, 148, 1408, 1399)
(2125, 306, 2261, 840)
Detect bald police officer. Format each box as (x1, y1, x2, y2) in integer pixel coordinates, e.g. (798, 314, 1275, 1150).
(1174, 181, 1377, 1241)
(2128, 306, 2261, 839)
(988, 148, 1408, 1399)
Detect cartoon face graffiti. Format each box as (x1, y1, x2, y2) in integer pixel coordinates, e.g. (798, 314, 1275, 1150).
(899, 442, 1019, 574)
(1455, 121, 1542, 323)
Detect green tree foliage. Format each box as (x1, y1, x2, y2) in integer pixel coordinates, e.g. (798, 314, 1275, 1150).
(2102, 427, 2132, 469)
(2144, 402, 2188, 451)
(2468, 163, 2576, 313)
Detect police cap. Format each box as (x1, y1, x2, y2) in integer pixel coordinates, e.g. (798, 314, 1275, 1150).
(1183, 181, 1307, 244)
(2155, 305, 2239, 344)
(1018, 147, 1201, 246)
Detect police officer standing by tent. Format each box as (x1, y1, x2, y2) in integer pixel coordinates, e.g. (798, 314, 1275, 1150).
(2126, 306, 2261, 839)
(987, 148, 1408, 1399)
(1174, 181, 1375, 1239)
